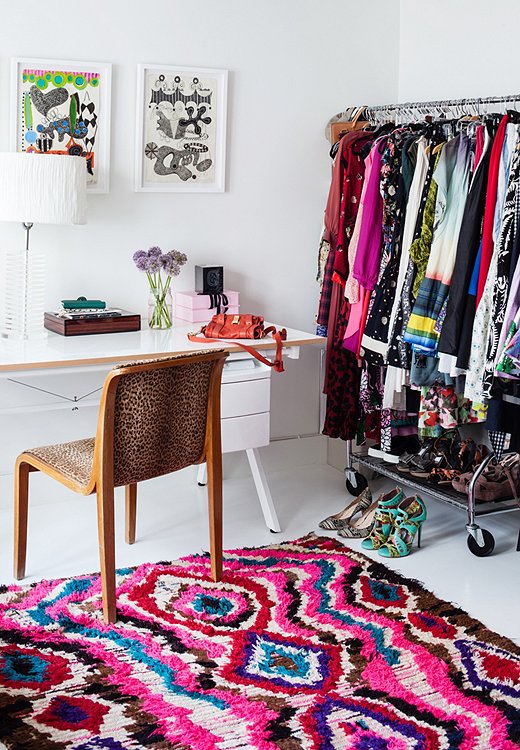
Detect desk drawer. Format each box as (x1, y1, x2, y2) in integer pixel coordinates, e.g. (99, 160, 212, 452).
(221, 377, 270, 418)
(221, 413, 269, 453)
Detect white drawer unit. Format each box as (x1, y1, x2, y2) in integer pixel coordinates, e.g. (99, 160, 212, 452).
(220, 359, 271, 451)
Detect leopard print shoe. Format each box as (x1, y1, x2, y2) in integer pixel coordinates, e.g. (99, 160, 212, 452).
(319, 487, 372, 531)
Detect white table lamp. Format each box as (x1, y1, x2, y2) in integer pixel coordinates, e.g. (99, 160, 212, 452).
(0, 153, 87, 339)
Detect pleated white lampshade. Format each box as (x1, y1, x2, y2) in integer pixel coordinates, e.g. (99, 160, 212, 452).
(0, 152, 87, 225)
(0, 153, 88, 340)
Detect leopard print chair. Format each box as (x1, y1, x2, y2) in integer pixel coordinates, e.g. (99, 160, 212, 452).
(13, 349, 228, 624)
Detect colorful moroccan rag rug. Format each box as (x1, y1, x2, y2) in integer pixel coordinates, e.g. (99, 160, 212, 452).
(0, 534, 519, 749)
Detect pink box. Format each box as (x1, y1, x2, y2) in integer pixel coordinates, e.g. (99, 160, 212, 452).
(175, 289, 240, 323)
(175, 289, 239, 310)
(176, 304, 240, 323)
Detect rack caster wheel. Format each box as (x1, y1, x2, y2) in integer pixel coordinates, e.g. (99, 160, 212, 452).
(270, 528, 281, 534)
(197, 482, 206, 487)
(467, 529, 495, 557)
(345, 469, 368, 496)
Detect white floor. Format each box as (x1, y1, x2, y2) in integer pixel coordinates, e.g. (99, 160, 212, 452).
(0, 455, 518, 646)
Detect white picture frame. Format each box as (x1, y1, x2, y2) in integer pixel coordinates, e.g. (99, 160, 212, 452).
(10, 57, 112, 194)
(135, 64, 228, 193)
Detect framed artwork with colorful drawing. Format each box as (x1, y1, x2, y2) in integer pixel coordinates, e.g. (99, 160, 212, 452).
(10, 58, 112, 193)
(135, 64, 228, 193)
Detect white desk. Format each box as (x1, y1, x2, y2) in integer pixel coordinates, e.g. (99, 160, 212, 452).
(0, 321, 324, 532)
(0, 321, 322, 371)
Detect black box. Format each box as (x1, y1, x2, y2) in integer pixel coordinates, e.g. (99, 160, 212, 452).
(195, 265, 224, 295)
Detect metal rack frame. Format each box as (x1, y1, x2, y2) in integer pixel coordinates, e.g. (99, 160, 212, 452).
(362, 94, 520, 123)
(338, 93, 520, 556)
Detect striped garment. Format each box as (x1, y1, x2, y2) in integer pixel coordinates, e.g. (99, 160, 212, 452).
(405, 277, 450, 350)
(404, 134, 471, 352)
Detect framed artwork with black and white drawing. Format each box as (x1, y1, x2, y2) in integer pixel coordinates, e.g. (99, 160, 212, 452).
(10, 58, 112, 193)
(135, 64, 228, 193)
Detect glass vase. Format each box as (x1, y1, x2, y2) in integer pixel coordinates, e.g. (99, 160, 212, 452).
(148, 287, 173, 329)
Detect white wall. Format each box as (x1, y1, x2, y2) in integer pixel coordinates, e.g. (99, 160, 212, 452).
(0, 0, 399, 440)
(399, 0, 520, 101)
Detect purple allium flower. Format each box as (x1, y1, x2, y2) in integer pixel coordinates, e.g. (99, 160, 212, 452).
(133, 250, 150, 271)
(147, 256, 162, 273)
(172, 250, 188, 265)
(148, 246, 162, 258)
(160, 255, 177, 275)
(159, 249, 187, 277)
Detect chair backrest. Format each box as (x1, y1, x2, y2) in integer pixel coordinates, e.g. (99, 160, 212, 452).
(94, 349, 228, 487)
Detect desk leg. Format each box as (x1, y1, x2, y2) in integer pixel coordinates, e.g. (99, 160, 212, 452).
(197, 463, 207, 486)
(246, 448, 281, 532)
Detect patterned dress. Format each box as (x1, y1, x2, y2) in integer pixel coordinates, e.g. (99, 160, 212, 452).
(361, 130, 410, 366)
(481, 137, 520, 399)
(465, 126, 519, 402)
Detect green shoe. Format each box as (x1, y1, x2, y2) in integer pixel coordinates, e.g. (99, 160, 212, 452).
(361, 487, 404, 550)
(378, 495, 427, 558)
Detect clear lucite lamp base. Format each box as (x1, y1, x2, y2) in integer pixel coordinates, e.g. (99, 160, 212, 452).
(1, 248, 47, 340)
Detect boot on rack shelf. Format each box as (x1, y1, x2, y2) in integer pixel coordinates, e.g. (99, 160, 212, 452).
(396, 438, 435, 473)
(381, 435, 421, 465)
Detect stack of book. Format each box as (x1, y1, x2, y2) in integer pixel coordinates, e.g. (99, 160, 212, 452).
(45, 299, 141, 336)
(59, 308, 123, 320)
(58, 298, 121, 319)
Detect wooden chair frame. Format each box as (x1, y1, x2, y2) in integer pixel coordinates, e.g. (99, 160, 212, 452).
(14, 350, 228, 624)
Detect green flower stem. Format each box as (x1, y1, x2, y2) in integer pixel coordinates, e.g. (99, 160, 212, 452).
(148, 271, 173, 329)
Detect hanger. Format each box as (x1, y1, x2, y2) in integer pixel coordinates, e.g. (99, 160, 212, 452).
(486, 112, 504, 128)
(329, 140, 341, 160)
(423, 118, 446, 140)
(371, 121, 395, 139)
(456, 111, 480, 137)
(344, 96, 520, 150)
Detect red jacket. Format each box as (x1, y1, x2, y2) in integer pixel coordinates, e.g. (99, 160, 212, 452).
(323, 130, 373, 281)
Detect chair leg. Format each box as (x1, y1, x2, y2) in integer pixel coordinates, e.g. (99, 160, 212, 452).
(207, 453, 223, 582)
(14, 461, 31, 580)
(96, 484, 117, 624)
(125, 484, 137, 545)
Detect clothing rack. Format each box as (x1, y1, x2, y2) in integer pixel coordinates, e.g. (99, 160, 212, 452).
(338, 93, 520, 556)
(362, 94, 520, 124)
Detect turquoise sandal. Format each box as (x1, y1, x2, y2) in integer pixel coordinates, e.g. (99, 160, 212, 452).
(378, 495, 427, 558)
(361, 487, 404, 550)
